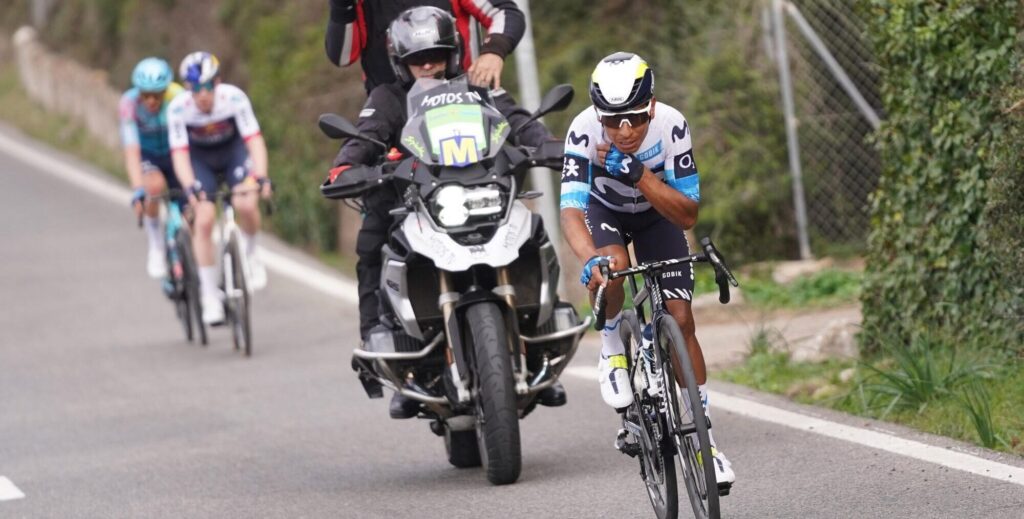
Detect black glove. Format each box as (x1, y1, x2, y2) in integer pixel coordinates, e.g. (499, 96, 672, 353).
(605, 146, 645, 184)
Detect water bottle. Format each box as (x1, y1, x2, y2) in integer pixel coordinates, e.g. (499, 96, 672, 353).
(641, 324, 654, 361)
(640, 323, 662, 397)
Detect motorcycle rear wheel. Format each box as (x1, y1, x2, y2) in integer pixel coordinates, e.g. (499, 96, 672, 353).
(445, 428, 481, 468)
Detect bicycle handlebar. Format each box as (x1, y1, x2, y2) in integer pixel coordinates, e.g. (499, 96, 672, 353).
(590, 237, 740, 330)
(700, 237, 739, 304)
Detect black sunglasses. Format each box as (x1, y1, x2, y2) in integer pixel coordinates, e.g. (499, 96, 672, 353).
(403, 49, 450, 67)
(600, 111, 651, 129)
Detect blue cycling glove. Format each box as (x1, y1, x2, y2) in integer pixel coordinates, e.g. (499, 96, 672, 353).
(130, 187, 146, 207)
(580, 255, 611, 286)
(604, 146, 645, 183)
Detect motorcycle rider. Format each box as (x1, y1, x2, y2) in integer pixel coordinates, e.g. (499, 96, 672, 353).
(329, 5, 565, 418)
(325, 0, 525, 93)
(559, 52, 735, 490)
(120, 57, 184, 278)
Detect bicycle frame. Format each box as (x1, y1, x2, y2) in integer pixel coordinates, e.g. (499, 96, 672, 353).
(594, 237, 737, 519)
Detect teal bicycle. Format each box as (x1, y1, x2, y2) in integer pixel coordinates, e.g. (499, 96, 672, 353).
(143, 191, 207, 345)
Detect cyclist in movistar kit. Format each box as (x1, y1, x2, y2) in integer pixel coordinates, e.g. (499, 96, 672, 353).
(167, 51, 272, 325)
(559, 52, 735, 490)
(120, 57, 184, 278)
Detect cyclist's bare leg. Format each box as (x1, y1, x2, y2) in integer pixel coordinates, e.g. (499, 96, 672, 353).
(666, 298, 706, 385)
(591, 244, 630, 316)
(232, 184, 261, 236)
(142, 171, 167, 218)
(192, 201, 217, 266)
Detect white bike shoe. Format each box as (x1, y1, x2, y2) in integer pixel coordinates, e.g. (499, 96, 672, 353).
(699, 447, 735, 493)
(201, 292, 225, 325)
(146, 246, 167, 279)
(598, 354, 633, 409)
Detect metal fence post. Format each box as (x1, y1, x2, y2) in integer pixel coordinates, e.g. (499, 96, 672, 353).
(771, 0, 813, 260)
(513, 0, 567, 296)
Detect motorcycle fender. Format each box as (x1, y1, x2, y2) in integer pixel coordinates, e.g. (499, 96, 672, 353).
(447, 291, 512, 384)
(401, 201, 532, 272)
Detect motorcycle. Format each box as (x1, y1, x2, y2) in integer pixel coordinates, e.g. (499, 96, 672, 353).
(318, 76, 589, 485)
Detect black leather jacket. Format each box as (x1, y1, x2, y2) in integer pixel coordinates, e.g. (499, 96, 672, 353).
(334, 80, 552, 167)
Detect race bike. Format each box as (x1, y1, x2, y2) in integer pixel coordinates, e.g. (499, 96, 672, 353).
(318, 76, 589, 485)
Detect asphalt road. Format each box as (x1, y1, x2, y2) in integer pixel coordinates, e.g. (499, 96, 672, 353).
(2, 128, 1023, 518)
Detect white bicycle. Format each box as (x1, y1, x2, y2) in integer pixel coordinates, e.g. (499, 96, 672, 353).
(212, 184, 269, 356)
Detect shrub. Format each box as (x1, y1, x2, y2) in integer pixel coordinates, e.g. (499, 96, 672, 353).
(860, 0, 1021, 350)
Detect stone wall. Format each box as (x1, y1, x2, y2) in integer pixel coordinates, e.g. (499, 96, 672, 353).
(12, 26, 120, 150)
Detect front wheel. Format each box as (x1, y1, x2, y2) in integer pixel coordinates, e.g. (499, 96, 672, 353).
(467, 302, 521, 485)
(224, 235, 252, 356)
(621, 311, 678, 519)
(657, 315, 719, 519)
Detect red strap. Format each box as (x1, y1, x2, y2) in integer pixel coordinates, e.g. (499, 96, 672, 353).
(328, 164, 352, 183)
(351, 1, 367, 64)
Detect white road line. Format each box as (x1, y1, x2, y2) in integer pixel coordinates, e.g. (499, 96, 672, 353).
(564, 365, 1024, 487)
(0, 131, 358, 304)
(0, 476, 26, 501)
(6, 127, 1024, 488)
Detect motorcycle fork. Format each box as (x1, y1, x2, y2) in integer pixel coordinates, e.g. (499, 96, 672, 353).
(439, 271, 471, 403)
(496, 267, 529, 395)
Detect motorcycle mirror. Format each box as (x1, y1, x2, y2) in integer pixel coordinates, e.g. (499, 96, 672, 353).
(318, 113, 387, 151)
(516, 84, 575, 134)
(536, 84, 575, 116)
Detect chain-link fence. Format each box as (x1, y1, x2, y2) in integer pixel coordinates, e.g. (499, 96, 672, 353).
(770, 0, 882, 257)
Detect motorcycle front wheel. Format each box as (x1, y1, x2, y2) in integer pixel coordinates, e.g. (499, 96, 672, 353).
(467, 302, 521, 485)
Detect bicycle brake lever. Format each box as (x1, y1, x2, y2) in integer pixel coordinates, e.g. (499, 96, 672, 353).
(592, 258, 612, 331)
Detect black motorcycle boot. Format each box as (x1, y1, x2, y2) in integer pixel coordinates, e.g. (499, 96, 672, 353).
(389, 391, 420, 419)
(537, 381, 567, 407)
(351, 356, 383, 399)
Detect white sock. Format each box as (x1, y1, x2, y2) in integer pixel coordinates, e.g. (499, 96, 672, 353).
(681, 383, 717, 448)
(242, 231, 258, 257)
(699, 384, 718, 448)
(600, 311, 625, 358)
(199, 266, 220, 299)
(143, 216, 163, 251)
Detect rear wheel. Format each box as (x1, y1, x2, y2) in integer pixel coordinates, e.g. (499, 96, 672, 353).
(657, 315, 719, 519)
(177, 228, 207, 346)
(168, 244, 193, 343)
(467, 302, 521, 485)
(621, 311, 678, 519)
(444, 427, 482, 468)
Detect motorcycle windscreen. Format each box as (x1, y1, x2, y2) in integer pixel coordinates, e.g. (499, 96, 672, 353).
(402, 75, 511, 167)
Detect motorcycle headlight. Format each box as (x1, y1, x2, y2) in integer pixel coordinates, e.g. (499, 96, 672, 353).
(429, 184, 505, 228)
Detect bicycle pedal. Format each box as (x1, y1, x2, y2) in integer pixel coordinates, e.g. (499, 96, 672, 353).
(718, 482, 732, 496)
(614, 429, 640, 458)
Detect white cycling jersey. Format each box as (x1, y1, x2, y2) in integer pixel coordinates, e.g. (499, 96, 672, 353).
(559, 102, 700, 214)
(167, 83, 261, 151)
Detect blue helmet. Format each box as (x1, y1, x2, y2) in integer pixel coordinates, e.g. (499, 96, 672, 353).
(131, 57, 173, 92)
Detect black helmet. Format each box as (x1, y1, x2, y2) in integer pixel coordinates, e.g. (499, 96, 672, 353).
(589, 52, 655, 115)
(386, 6, 462, 84)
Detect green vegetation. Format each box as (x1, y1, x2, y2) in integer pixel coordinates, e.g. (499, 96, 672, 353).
(720, 328, 1024, 454)
(860, 0, 1023, 350)
(739, 269, 861, 310)
(530, 0, 795, 264)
